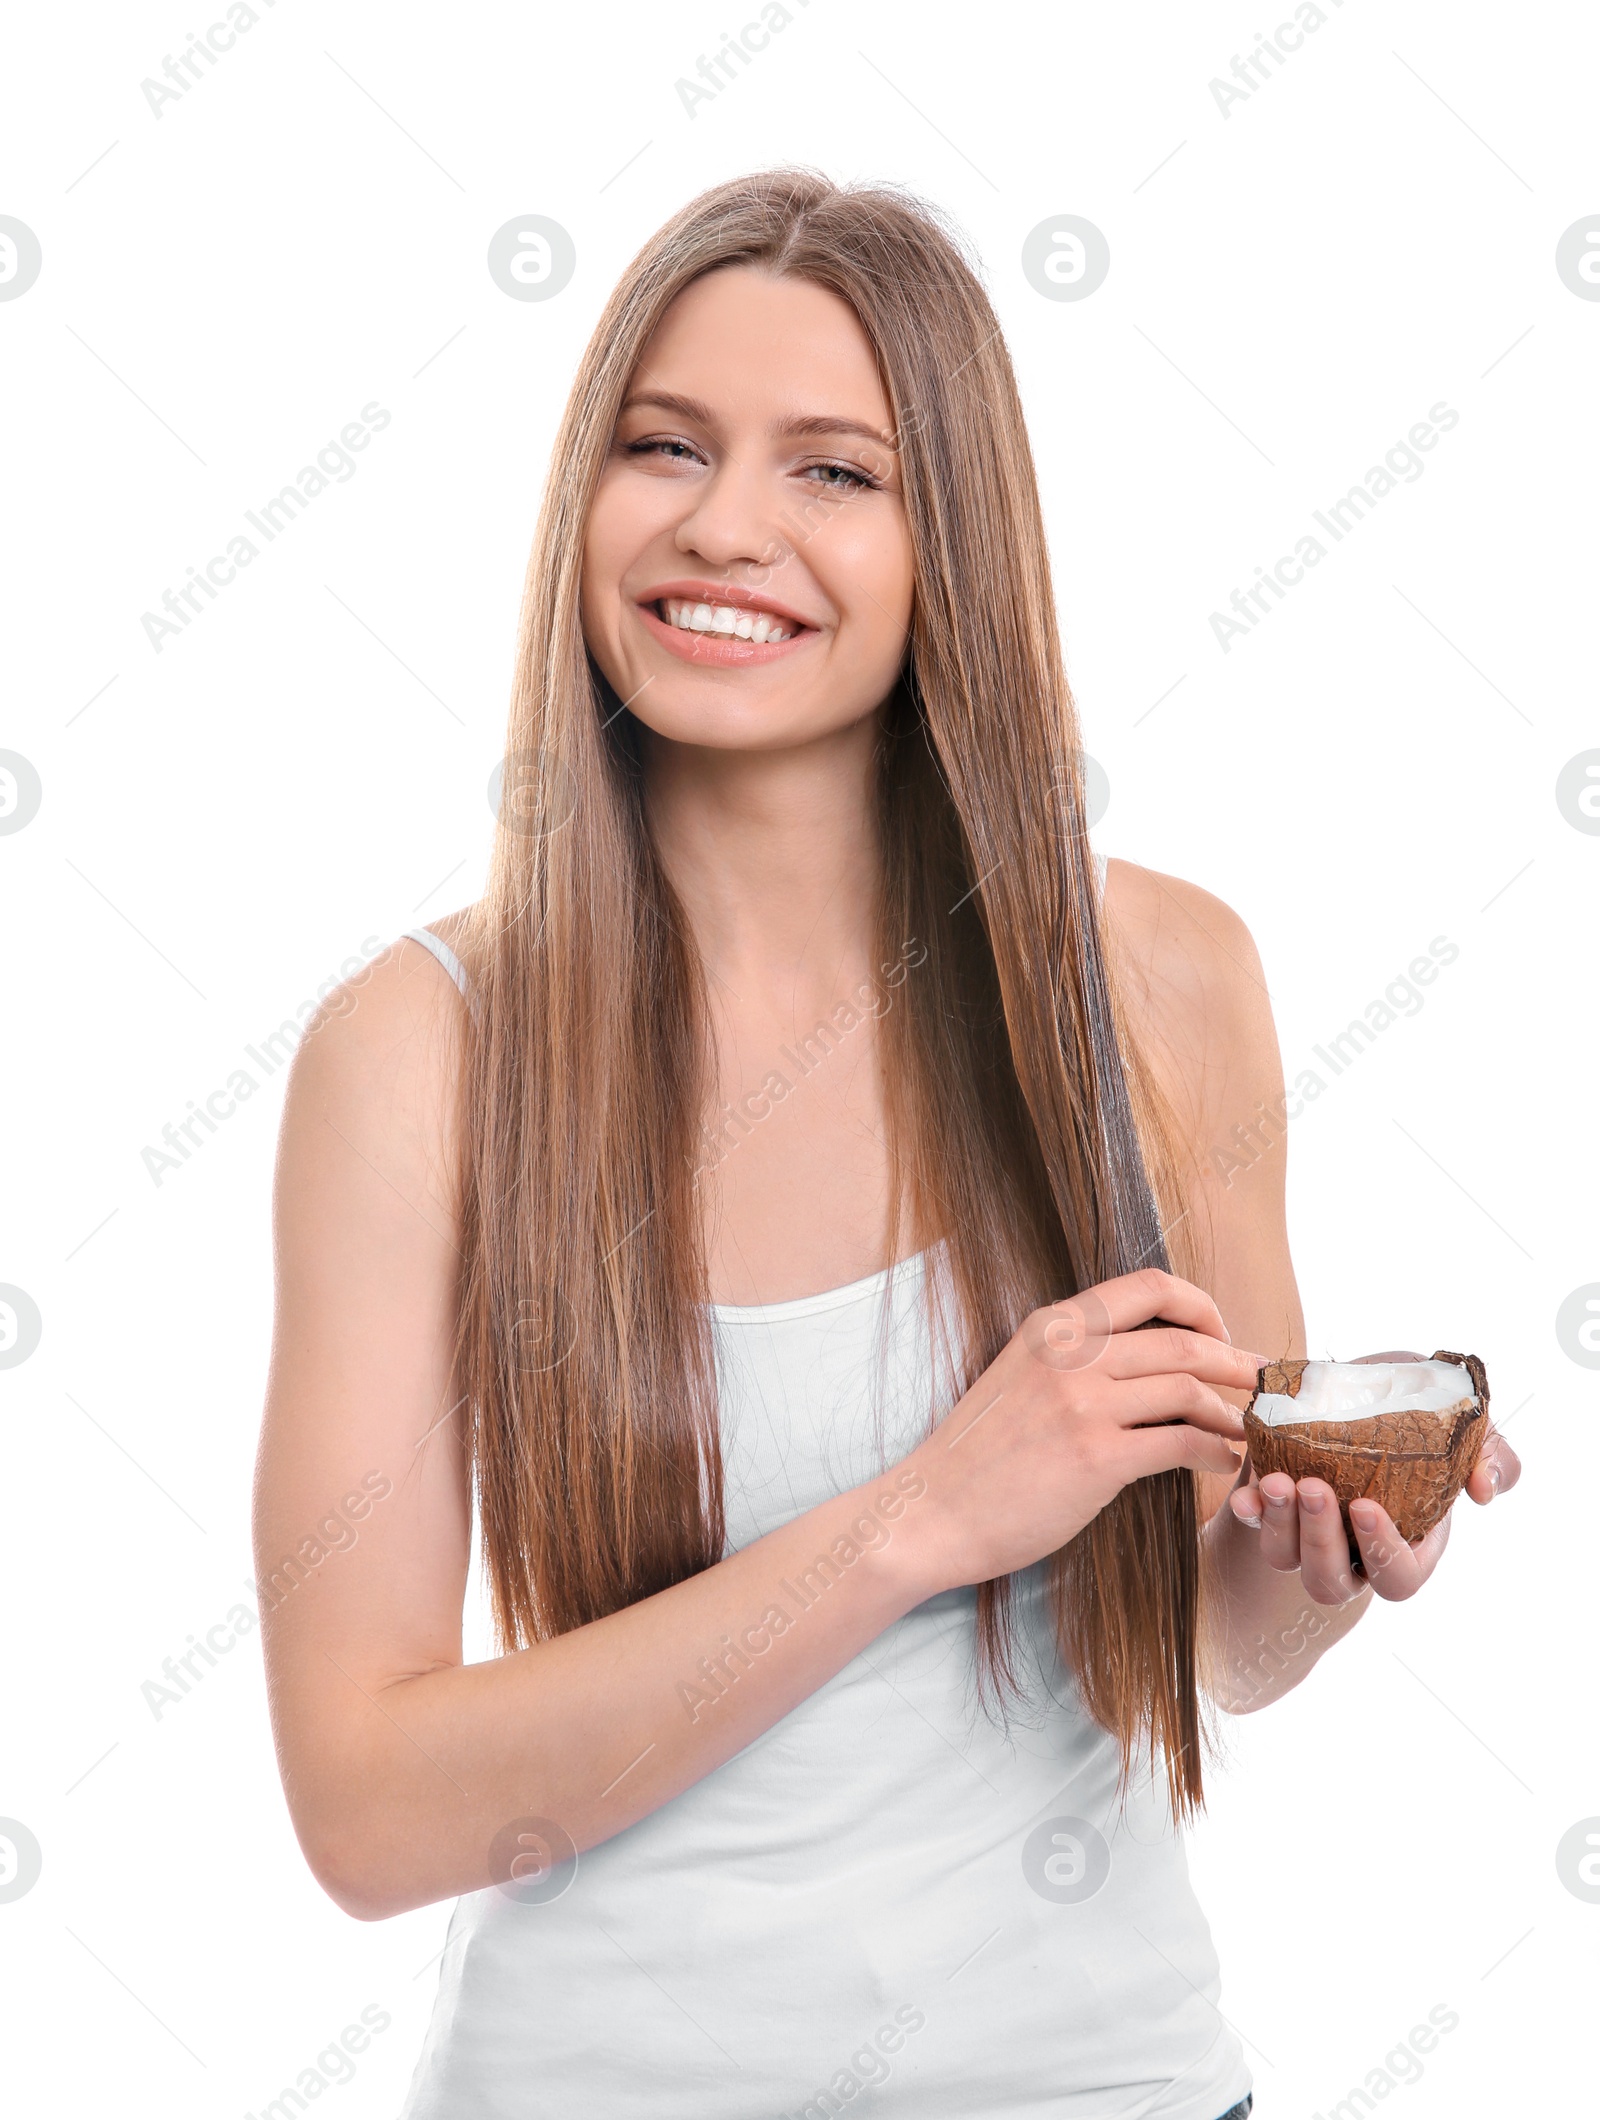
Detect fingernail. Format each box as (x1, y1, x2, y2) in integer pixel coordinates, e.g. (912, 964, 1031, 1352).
(1235, 1507, 1263, 1529)
(1299, 1488, 1325, 1514)
(1488, 1464, 1501, 1493)
(1351, 1501, 1378, 1530)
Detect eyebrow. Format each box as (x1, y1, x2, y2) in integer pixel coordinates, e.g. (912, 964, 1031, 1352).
(620, 390, 896, 450)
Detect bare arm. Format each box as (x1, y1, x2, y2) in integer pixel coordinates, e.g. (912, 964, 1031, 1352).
(254, 933, 1255, 1920)
(253, 940, 950, 1920)
(1101, 858, 1374, 1711)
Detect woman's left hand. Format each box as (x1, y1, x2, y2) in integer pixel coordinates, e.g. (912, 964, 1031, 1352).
(1226, 1348, 1522, 1604)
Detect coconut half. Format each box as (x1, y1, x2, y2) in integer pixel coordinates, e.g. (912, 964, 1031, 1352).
(1241, 1350, 1489, 1568)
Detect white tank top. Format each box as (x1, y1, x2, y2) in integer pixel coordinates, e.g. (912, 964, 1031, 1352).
(393, 856, 1251, 2120)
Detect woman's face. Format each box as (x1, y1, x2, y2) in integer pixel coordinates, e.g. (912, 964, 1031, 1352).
(581, 265, 915, 755)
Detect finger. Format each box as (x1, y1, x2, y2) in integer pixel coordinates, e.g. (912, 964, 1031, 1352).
(1229, 1479, 1265, 1529)
(1074, 1267, 1233, 1344)
(1114, 1370, 1248, 1440)
(1349, 1495, 1446, 1599)
(1107, 1325, 1265, 1393)
(1027, 1270, 1260, 1378)
(1125, 1420, 1247, 1484)
(1491, 1430, 1522, 1492)
(1350, 1348, 1427, 1364)
(1292, 1478, 1364, 1605)
(1256, 1470, 1302, 1570)
(1465, 1426, 1521, 1504)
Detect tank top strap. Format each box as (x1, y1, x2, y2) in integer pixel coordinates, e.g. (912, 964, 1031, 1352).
(402, 926, 478, 1012)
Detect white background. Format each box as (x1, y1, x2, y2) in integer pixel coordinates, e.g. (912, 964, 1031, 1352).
(2, 1, 1595, 2112)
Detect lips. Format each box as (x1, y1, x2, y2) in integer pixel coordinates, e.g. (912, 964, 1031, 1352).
(640, 580, 817, 630)
(634, 580, 821, 666)
(636, 606, 813, 666)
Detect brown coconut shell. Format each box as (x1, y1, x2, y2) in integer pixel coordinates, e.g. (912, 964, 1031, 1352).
(1242, 1349, 1489, 1573)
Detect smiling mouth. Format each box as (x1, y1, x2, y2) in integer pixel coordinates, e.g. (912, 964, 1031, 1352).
(653, 596, 801, 643)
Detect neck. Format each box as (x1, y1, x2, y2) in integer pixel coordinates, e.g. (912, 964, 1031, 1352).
(640, 714, 883, 1004)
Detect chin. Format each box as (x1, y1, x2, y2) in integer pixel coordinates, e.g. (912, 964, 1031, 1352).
(630, 693, 825, 754)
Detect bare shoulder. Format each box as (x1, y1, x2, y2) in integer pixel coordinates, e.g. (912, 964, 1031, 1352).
(1101, 857, 1265, 1011)
(291, 905, 476, 1087)
(1099, 856, 1279, 1131)
(409, 904, 475, 967)
(278, 907, 477, 1226)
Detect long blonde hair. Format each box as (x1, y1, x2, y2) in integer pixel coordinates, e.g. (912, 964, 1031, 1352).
(448, 170, 1216, 1820)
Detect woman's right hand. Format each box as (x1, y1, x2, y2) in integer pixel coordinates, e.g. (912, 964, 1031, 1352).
(898, 1266, 1265, 1594)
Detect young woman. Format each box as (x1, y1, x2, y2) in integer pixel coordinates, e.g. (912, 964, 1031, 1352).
(254, 171, 1517, 2118)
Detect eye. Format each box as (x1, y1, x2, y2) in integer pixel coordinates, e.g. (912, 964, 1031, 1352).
(621, 435, 703, 465)
(801, 460, 878, 492)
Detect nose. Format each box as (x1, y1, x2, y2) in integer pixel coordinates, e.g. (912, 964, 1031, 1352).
(672, 455, 787, 576)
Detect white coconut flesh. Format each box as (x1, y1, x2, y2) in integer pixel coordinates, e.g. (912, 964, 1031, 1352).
(1251, 1359, 1475, 1428)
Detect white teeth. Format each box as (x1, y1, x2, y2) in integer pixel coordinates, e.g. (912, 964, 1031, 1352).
(658, 598, 793, 643)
